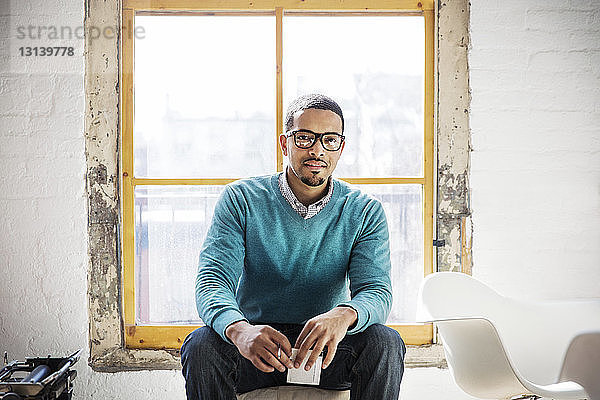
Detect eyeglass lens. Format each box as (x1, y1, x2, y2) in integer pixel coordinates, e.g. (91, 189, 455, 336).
(295, 132, 343, 151)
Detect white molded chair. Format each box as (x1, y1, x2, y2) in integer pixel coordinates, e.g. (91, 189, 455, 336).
(416, 272, 600, 400)
(560, 332, 600, 400)
(237, 386, 350, 400)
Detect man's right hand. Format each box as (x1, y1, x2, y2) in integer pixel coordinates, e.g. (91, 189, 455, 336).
(225, 321, 294, 373)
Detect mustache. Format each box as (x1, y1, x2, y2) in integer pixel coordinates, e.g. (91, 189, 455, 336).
(303, 158, 328, 167)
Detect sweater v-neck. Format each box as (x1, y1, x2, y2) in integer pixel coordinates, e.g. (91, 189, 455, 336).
(270, 173, 341, 229)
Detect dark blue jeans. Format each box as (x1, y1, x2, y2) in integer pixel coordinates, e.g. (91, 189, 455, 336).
(181, 323, 405, 400)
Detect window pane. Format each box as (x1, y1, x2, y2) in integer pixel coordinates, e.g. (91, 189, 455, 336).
(134, 16, 276, 178)
(135, 183, 422, 324)
(284, 16, 424, 178)
(357, 184, 424, 323)
(134, 185, 224, 324)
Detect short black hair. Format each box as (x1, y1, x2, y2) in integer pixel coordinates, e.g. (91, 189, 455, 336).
(285, 93, 344, 133)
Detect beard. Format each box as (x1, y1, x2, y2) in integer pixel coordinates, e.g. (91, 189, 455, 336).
(300, 173, 326, 187)
(296, 157, 329, 187)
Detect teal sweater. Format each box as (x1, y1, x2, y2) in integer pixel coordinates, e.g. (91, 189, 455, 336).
(196, 173, 392, 342)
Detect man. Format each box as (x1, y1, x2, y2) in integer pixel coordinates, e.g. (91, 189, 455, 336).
(181, 94, 405, 399)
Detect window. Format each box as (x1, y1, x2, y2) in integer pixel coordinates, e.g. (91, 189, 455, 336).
(121, 0, 435, 349)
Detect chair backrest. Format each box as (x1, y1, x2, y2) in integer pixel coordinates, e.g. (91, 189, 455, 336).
(436, 318, 528, 399)
(560, 331, 600, 400)
(417, 272, 600, 386)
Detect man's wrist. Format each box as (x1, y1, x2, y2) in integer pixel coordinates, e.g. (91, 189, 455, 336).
(336, 306, 358, 329)
(225, 320, 250, 343)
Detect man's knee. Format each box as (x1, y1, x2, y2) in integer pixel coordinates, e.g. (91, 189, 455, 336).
(181, 326, 225, 366)
(362, 324, 406, 361)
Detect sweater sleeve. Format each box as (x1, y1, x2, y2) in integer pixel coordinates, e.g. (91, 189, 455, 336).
(338, 199, 393, 334)
(195, 185, 248, 343)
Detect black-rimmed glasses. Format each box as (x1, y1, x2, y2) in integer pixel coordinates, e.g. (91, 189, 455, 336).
(286, 129, 345, 152)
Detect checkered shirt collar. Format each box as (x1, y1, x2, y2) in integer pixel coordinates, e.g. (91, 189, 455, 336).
(278, 170, 334, 220)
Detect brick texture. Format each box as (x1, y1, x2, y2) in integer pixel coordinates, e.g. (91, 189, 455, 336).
(470, 0, 600, 299)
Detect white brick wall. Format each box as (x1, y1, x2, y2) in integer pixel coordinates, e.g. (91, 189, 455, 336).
(0, 1, 188, 398)
(0, 1, 598, 399)
(470, 0, 600, 299)
(0, 0, 89, 386)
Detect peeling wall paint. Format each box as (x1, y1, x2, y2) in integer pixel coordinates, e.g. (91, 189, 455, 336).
(436, 0, 472, 273)
(84, 0, 123, 365)
(84, 0, 180, 371)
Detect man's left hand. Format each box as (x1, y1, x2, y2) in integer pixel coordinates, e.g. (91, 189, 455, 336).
(294, 306, 357, 370)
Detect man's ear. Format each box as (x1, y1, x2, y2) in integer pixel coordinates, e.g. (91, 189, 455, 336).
(279, 134, 289, 157)
(339, 140, 346, 155)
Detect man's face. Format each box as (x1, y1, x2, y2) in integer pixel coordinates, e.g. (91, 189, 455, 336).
(279, 108, 345, 187)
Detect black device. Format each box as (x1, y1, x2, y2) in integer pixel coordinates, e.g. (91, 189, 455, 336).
(0, 350, 81, 400)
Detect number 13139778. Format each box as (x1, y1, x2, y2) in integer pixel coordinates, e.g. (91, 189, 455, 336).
(19, 47, 75, 56)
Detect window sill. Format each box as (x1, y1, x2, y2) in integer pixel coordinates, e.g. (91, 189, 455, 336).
(405, 344, 447, 368)
(89, 344, 446, 372)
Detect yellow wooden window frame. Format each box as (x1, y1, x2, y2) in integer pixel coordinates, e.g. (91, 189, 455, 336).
(121, 0, 435, 349)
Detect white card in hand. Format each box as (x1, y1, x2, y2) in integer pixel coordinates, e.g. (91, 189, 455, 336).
(286, 348, 322, 385)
